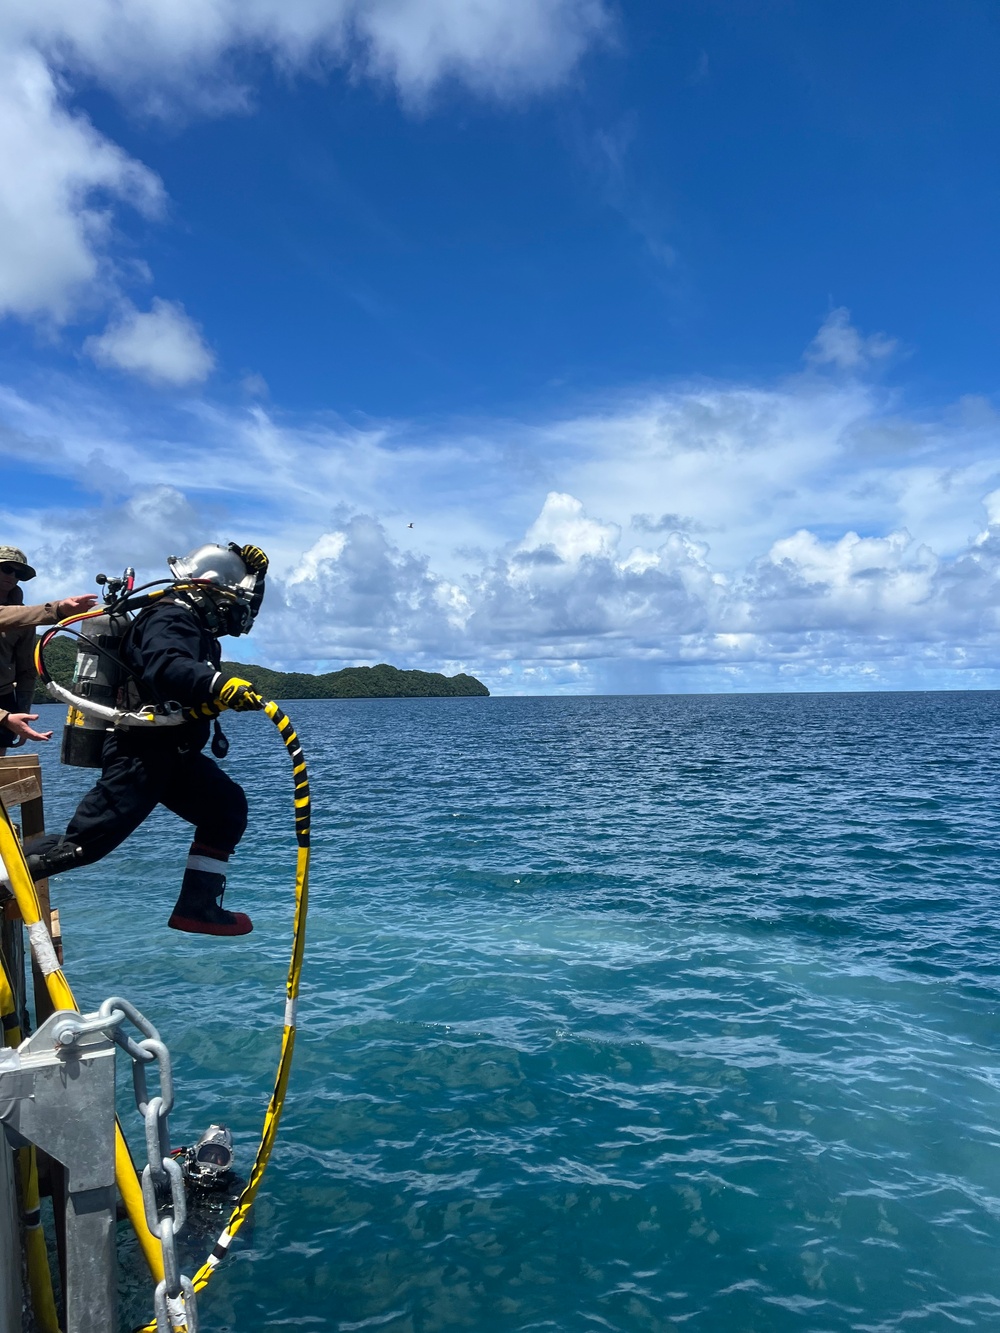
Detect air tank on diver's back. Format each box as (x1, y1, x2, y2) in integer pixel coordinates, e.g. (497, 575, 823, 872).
(60, 568, 134, 769)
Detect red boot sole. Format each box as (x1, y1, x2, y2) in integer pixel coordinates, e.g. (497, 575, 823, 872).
(167, 913, 254, 937)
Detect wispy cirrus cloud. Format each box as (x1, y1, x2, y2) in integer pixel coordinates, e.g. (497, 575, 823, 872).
(589, 117, 676, 267)
(807, 306, 898, 371)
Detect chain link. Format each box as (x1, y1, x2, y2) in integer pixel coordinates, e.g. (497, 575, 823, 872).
(156, 1276, 198, 1333)
(95, 995, 198, 1332)
(52, 1007, 125, 1047)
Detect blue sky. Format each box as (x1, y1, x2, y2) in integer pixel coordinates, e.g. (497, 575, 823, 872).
(2, 1, 999, 693)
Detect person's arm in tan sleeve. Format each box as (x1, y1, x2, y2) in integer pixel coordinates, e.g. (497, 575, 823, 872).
(0, 603, 59, 630)
(0, 594, 97, 630)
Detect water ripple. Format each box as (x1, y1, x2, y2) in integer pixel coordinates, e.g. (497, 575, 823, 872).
(29, 691, 1000, 1331)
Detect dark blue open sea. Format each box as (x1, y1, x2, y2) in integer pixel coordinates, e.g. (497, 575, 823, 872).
(30, 692, 1000, 1332)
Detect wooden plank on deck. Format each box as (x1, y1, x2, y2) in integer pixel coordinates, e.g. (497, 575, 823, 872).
(0, 775, 42, 811)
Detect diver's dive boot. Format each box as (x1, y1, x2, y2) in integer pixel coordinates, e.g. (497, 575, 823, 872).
(168, 866, 253, 937)
(1, 836, 82, 897)
(23, 836, 83, 880)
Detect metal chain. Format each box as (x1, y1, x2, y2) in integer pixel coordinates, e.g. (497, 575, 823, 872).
(96, 995, 199, 1333)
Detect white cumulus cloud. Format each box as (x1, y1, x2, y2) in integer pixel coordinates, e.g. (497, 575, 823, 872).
(0, 49, 162, 323)
(275, 514, 463, 660)
(287, 532, 348, 587)
(5, 320, 1000, 692)
(516, 491, 620, 566)
(85, 299, 215, 386)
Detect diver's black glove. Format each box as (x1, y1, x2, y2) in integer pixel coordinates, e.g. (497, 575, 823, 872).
(214, 676, 265, 712)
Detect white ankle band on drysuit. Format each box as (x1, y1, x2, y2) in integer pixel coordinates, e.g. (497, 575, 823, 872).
(185, 854, 228, 875)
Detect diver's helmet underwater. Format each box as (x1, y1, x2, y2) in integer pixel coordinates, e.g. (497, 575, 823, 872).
(178, 1124, 236, 1192)
(168, 1122, 249, 1252)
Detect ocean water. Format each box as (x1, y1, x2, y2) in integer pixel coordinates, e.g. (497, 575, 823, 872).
(27, 691, 1000, 1332)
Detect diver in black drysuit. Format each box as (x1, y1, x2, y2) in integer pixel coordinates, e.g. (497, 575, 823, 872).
(24, 543, 268, 937)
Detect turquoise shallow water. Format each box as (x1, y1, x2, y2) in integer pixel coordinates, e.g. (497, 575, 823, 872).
(29, 692, 1000, 1332)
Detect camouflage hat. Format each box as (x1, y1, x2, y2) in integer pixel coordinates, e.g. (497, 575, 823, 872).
(0, 547, 36, 580)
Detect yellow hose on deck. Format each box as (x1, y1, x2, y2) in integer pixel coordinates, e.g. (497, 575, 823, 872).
(0, 800, 164, 1283)
(17, 1148, 61, 1333)
(0, 948, 21, 1046)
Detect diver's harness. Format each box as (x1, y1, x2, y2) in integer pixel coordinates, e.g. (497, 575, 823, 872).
(36, 567, 235, 768)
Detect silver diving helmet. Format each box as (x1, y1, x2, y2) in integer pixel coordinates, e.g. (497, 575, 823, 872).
(183, 1123, 235, 1187)
(167, 543, 264, 636)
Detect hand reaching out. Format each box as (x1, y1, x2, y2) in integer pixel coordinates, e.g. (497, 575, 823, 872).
(5, 713, 53, 743)
(57, 595, 99, 617)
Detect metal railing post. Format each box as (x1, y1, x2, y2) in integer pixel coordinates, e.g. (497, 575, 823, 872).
(0, 1010, 118, 1333)
(0, 1133, 20, 1333)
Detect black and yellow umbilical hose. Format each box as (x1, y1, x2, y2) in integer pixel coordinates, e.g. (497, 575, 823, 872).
(136, 699, 310, 1332)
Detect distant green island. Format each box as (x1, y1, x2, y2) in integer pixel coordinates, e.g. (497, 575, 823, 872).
(217, 661, 489, 699)
(35, 636, 488, 701)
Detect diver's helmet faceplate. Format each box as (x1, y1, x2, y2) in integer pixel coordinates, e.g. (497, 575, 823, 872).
(184, 1123, 235, 1188)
